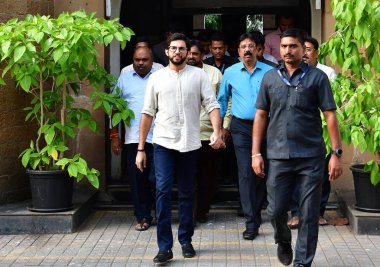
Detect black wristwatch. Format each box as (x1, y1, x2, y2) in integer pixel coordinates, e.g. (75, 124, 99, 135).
(332, 148, 343, 158)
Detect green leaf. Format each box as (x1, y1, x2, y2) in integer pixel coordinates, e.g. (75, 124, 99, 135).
(21, 150, 31, 168)
(44, 127, 55, 145)
(34, 32, 44, 43)
(103, 101, 111, 115)
(0, 77, 6, 86)
(1, 40, 11, 54)
(14, 46, 26, 62)
(75, 162, 87, 175)
(93, 100, 102, 110)
(53, 47, 63, 62)
(114, 32, 123, 42)
(112, 113, 122, 127)
(32, 158, 41, 170)
(68, 164, 78, 177)
(56, 158, 70, 166)
(104, 34, 113, 46)
(20, 75, 32, 92)
(88, 119, 98, 132)
(56, 74, 65, 87)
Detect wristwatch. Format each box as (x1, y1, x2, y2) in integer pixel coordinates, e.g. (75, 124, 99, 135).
(332, 148, 343, 158)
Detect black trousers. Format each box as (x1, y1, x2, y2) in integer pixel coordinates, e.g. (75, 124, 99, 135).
(267, 157, 324, 267)
(230, 117, 266, 231)
(195, 141, 218, 218)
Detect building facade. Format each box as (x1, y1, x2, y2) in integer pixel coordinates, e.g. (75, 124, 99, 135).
(0, 0, 354, 205)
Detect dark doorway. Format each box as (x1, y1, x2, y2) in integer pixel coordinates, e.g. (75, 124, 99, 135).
(107, 0, 312, 205)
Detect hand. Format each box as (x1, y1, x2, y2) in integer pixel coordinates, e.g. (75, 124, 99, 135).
(221, 128, 231, 143)
(209, 131, 225, 149)
(328, 155, 343, 181)
(135, 151, 147, 172)
(111, 138, 122, 155)
(252, 155, 265, 178)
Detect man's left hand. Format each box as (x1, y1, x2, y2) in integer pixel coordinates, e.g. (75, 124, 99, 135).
(209, 131, 225, 149)
(328, 155, 343, 181)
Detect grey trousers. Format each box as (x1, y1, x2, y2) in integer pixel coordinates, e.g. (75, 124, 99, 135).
(266, 158, 324, 267)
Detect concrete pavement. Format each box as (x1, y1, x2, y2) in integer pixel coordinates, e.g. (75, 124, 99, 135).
(1, 209, 380, 266)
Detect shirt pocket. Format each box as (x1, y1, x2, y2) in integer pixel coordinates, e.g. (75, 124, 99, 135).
(268, 87, 285, 108)
(295, 84, 314, 109)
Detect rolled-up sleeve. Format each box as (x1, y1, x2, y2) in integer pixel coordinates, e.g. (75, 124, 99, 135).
(141, 75, 157, 116)
(217, 75, 231, 118)
(200, 71, 220, 113)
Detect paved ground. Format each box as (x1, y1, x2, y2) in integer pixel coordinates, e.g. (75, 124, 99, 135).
(0, 209, 380, 267)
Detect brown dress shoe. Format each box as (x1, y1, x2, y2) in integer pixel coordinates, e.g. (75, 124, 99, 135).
(287, 216, 299, 229)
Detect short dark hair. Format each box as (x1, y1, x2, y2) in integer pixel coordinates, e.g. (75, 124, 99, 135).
(134, 35, 151, 47)
(280, 28, 305, 45)
(210, 32, 225, 43)
(167, 33, 190, 49)
(304, 35, 319, 50)
(238, 33, 257, 46)
(188, 39, 205, 54)
(278, 14, 296, 22)
(249, 31, 265, 46)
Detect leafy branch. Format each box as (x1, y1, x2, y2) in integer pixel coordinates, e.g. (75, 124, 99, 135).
(0, 10, 135, 188)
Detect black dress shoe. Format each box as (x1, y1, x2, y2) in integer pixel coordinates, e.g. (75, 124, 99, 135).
(181, 243, 196, 258)
(243, 229, 259, 240)
(153, 250, 173, 264)
(196, 213, 208, 223)
(293, 264, 305, 267)
(277, 242, 293, 266)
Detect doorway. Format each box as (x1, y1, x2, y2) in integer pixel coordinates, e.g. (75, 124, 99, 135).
(106, 0, 313, 205)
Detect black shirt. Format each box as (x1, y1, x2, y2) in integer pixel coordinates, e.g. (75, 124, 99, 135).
(203, 55, 239, 74)
(255, 62, 336, 159)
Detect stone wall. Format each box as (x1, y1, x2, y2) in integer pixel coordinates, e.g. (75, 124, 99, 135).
(0, 0, 54, 204)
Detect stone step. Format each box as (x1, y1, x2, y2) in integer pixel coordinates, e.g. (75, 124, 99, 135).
(336, 190, 380, 235)
(0, 190, 96, 234)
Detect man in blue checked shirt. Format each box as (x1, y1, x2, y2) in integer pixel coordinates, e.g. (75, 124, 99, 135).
(217, 33, 273, 241)
(110, 46, 157, 232)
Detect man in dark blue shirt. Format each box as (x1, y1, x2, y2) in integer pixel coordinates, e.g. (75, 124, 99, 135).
(252, 29, 343, 267)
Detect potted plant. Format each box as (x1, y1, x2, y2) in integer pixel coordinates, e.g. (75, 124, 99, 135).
(0, 10, 134, 211)
(319, 0, 380, 211)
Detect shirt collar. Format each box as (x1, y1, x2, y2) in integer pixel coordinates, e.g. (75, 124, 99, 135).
(131, 67, 154, 78)
(278, 61, 309, 73)
(239, 60, 263, 72)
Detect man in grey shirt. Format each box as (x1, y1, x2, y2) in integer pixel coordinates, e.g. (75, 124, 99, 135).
(136, 33, 224, 264)
(252, 29, 343, 267)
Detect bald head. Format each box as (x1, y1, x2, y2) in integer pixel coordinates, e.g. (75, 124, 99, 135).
(133, 47, 153, 77)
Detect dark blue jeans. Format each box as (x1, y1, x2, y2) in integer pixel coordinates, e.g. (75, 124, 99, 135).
(231, 117, 263, 231)
(124, 143, 155, 223)
(267, 157, 324, 267)
(154, 144, 198, 251)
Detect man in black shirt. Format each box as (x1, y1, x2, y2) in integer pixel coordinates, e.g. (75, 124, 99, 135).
(203, 32, 239, 74)
(252, 29, 343, 267)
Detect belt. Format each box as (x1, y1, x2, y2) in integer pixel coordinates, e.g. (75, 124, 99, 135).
(232, 116, 254, 124)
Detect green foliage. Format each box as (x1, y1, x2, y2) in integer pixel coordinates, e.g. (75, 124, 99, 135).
(205, 15, 222, 31)
(246, 15, 263, 33)
(319, 0, 380, 185)
(0, 10, 135, 189)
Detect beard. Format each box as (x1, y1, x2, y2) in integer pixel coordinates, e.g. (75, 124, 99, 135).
(169, 55, 186, 66)
(187, 58, 201, 67)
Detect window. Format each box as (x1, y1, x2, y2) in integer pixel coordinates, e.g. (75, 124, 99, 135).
(246, 15, 263, 33)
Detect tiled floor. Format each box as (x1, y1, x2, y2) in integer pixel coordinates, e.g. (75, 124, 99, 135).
(1, 209, 380, 266)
